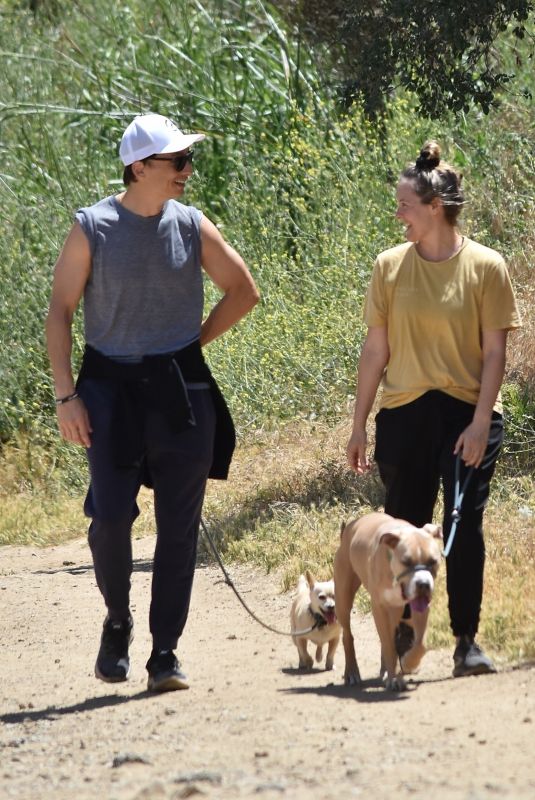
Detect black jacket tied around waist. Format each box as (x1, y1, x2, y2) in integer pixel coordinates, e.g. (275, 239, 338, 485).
(77, 340, 235, 481)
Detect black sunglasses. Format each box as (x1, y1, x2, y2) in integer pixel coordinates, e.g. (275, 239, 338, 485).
(146, 150, 194, 171)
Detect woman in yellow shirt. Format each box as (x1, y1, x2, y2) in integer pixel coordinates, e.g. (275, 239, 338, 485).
(347, 141, 521, 677)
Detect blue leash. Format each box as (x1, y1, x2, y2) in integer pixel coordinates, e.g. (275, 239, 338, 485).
(443, 454, 474, 558)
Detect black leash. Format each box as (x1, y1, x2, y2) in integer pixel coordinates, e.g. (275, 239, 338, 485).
(199, 517, 321, 637)
(443, 453, 474, 558)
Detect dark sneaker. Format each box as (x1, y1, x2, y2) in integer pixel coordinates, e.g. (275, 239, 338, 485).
(452, 636, 497, 678)
(146, 649, 189, 692)
(395, 621, 415, 660)
(95, 615, 133, 682)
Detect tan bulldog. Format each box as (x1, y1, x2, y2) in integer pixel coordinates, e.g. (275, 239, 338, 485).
(334, 512, 442, 691)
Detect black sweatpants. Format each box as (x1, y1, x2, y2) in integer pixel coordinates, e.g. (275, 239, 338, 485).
(79, 377, 215, 651)
(374, 390, 503, 638)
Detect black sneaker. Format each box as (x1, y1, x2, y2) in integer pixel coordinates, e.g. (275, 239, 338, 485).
(452, 635, 497, 678)
(95, 615, 133, 682)
(146, 649, 189, 692)
(395, 621, 415, 660)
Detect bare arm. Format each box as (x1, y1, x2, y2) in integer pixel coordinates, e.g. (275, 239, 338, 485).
(45, 222, 93, 447)
(347, 326, 390, 473)
(454, 328, 508, 468)
(199, 216, 259, 346)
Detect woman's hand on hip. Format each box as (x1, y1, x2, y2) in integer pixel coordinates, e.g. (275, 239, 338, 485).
(347, 429, 371, 474)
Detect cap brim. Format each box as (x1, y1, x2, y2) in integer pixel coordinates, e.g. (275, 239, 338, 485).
(159, 132, 206, 154)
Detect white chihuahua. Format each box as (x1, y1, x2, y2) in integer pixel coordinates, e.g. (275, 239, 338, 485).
(290, 570, 341, 670)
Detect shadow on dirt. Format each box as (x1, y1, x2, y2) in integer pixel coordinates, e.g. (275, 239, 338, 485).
(33, 557, 155, 575)
(278, 680, 410, 703)
(1, 690, 159, 725)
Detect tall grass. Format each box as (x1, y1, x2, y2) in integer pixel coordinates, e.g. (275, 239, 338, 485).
(0, 1, 533, 523)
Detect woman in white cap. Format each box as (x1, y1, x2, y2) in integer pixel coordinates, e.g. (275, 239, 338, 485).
(346, 140, 521, 680)
(46, 113, 259, 692)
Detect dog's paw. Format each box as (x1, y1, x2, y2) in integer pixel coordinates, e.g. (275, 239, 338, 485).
(298, 656, 314, 670)
(400, 643, 425, 674)
(385, 674, 408, 692)
(344, 670, 361, 686)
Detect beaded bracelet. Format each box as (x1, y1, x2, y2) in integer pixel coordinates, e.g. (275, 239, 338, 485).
(55, 392, 79, 406)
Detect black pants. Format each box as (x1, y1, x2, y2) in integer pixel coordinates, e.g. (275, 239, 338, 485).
(79, 378, 215, 651)
(374, 391, 503, 638)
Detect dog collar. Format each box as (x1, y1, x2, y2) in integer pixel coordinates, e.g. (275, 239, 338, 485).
(308, 606, 328, 629)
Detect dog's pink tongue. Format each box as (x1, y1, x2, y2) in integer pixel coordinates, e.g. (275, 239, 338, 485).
(324, 610, 336, 625)
(410, 596, 430, 614)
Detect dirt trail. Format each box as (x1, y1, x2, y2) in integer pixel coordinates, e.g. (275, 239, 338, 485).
(1, 534, 534, 800)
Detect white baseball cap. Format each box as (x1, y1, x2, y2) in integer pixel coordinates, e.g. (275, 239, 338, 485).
(119, 113, 206, 166)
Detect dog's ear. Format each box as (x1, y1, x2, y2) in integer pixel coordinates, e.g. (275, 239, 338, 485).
(305, 569, 316, 588)
(423, 523, 443, 540)
(380, 531, 401, 549)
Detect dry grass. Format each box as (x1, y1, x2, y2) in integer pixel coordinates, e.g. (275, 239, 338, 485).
(0, 439, 85, 547)
(426, 482, 535, 665)
(506, 284, 535, 386)
(0, 493, 85, 548)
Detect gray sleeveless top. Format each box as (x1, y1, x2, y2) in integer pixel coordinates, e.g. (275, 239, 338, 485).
(75, 196, 204, 358)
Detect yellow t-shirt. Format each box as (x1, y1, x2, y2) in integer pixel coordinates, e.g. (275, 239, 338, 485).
(364, 238, 522, 411)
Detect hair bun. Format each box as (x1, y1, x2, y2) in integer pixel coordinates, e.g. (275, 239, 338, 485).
(415, 140, 441, 172)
